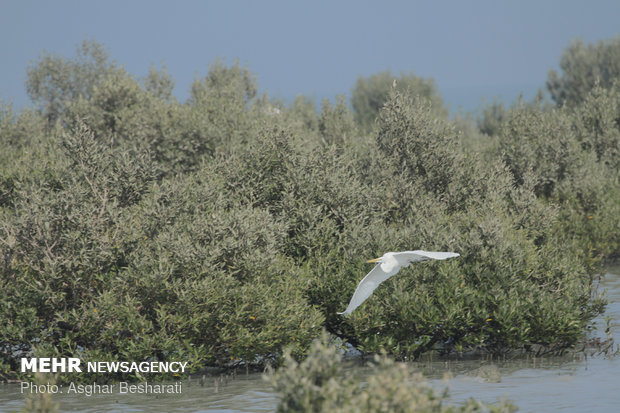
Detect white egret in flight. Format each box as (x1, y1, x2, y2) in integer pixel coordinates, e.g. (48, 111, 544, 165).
(338, 250, 459, 316)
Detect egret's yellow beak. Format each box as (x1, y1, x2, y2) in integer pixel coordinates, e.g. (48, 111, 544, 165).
(366, 257, 381, 263)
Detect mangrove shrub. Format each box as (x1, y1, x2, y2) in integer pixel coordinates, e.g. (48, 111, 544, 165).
(1, 39, 617, 381)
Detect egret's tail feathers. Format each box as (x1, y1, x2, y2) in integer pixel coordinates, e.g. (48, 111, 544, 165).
(337, 310, 350, 316)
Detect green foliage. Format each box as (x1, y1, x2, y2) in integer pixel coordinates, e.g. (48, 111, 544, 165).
(1, 38, 618, 385)
(318, 95, 357, 146)
(287, 95, 320, 133)
(547, 36, 620, 107)
(0, 102, 47, 149)
(26, 40, 116, 124)
(499, 102, 581, 197)
(0, 122, 324, 380)
(144, 64, 175, 100)
(21, 373, 60, 413)
(376, 91, 459, 197)
(493, 85, 620, 257)
(477, 100, 507, 138)
(26, 44, 267, 176)
(64, 67, 144, 139)
(186, 59, 260, 152)
(0, 122, 160, 377)
(351, 69, 447, 131)
(332, 91, 605, 357)
(572, 82, 620, 169)
(269, 331, 517, 412)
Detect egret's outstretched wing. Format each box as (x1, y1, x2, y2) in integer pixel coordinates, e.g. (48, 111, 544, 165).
(337, 264, 399, 316)
(394, 250, 460, 264)
(337, 250, 460, 316)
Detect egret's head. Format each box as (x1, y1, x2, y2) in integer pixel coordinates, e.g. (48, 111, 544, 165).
(366, 256, 382, 263)
(366, 252, 393, 264)
(367, 252, 398, 273)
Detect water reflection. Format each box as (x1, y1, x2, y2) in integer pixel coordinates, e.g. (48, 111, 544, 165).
(1, 265, 618, 412)
(436, 264, 620, 412)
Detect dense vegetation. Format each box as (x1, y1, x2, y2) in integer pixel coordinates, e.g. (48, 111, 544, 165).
(269, 332, 517, 412)
(1, 38, 618, 384)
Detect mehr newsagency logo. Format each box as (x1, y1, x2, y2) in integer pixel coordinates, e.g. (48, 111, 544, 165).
(20, 357, 185, 396)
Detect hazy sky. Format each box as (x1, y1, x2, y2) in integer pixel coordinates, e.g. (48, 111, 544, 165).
(2, 0, 620, 113)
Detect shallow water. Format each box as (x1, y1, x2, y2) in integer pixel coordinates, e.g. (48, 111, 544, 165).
(2, 264, 619, 412)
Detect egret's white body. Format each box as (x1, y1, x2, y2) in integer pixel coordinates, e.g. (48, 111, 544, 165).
(338, 250, 459, 316)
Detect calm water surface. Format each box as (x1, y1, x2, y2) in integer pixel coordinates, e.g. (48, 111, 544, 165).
(2, 265, 619, 412)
